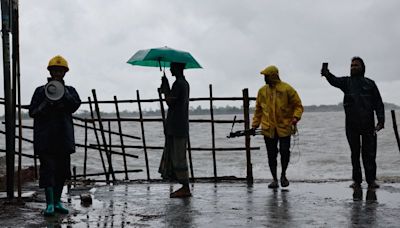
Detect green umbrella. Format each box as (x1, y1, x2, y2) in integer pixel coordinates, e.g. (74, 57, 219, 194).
(127, 46, 202, 70)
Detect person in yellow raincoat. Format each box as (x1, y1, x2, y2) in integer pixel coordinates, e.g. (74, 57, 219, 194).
(252, 65, 303, 188)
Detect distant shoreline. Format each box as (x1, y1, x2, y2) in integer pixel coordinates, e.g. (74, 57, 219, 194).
(51, 101, 400, 117)
(3, 102, 398, 119)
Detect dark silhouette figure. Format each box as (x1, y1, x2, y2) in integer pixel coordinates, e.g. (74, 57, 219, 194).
(321, 57, 384, 189)
(159, 62, 191, 198)
(29, 55, 81, 216)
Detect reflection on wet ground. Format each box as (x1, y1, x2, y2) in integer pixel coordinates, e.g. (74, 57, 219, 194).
(351, 188, 379, 227)
(2, 181, 400, 227)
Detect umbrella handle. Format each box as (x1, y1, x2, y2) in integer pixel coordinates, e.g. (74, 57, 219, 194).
(158, 59, 167, 77)
(158, 59, 162, 72)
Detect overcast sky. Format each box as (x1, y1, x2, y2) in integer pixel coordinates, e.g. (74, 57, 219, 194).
(1, 0, 400, 112)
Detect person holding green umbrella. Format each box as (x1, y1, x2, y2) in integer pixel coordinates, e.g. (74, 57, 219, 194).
(158, 62, 191, 198)
(127, 46, 201, 197)
(127, 46, 202, 70)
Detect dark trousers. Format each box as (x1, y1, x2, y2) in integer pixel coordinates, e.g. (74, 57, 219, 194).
(345, 127, 377, 184)
(264, 135, 291, 179)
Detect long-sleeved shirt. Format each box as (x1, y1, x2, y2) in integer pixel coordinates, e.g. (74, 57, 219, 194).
(325, 73, 384, 131)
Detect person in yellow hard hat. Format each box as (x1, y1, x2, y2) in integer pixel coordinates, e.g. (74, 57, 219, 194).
(252, 65, 303, 188)
(29, 55, 81, 216)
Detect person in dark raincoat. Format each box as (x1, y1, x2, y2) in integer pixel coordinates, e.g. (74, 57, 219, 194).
(321, 56, 384, 189)
(29, 55, 81, 216)
(158, 62, 191, 198)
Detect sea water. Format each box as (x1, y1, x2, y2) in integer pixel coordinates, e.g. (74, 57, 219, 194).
(3, 111, 400, 181)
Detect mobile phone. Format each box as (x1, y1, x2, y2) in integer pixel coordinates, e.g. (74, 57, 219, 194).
(322, 62, 328, 71)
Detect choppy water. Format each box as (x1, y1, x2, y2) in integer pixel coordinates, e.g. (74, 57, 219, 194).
(3, 111, 400, 181)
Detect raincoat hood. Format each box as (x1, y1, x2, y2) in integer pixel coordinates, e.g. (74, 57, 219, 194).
(260, 65, 281, 84)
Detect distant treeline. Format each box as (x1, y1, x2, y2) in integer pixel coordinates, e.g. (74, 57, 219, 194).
(3, 102, 399, 119)
(304, 102, 400, 112)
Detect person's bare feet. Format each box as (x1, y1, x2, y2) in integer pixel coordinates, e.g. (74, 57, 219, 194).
(349, 182, 361, 189)
(268, 180, 279, 189)
(281, 176, 289, 187)
(170, 187, 192, 198)
(368, 181, 380, 189)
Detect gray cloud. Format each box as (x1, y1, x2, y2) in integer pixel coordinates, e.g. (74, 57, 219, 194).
(1, 0, 399, 113)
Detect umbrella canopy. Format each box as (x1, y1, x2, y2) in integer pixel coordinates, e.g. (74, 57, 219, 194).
(127, 46, 202, 69)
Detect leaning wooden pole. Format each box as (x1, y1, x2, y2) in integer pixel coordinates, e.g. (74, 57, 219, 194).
(187, 136, 194, 181)
(114, 96, 129, 180)
(83, 121, 88, 178)
(137, 90, 150, 180)
(88, 97, 109, 181)
(391, 110, 400, 153)
(157, 88, 167, 179)
(92, 89, 116, 182)
(243, 88, 253, 185)
(157, 88, 166, 128)
(209, 84, 217, 181)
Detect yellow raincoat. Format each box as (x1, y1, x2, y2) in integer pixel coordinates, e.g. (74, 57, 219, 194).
(252, 72, 303, 138)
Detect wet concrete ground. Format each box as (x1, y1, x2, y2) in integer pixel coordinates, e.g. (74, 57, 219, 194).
(1, 180, 400, 227)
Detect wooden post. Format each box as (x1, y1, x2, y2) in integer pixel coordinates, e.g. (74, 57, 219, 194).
(34, 154, 38, 179)
(83, 121, 88, 178)
(2, 0, 16, 199)
(73, 166, 77, 187)
(88, 97, 109, 182)
(157, 88, 166, 129)
(187, 136, 194, 181)
(107, 120, 113, 177)
(12, 0, 22, 199)
(157, 88, 167, 181)
(209, 84, 217, 181)
(91, 89, 116, 182)
(114, 96, 129, 180)
(243, 88, 253, 185)
(137, 90, 150, 180)
(391, 110, 400, 153)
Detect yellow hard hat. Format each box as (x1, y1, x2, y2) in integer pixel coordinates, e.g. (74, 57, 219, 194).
(260, 65, 279, 76)
(47, 55, 69, 72)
